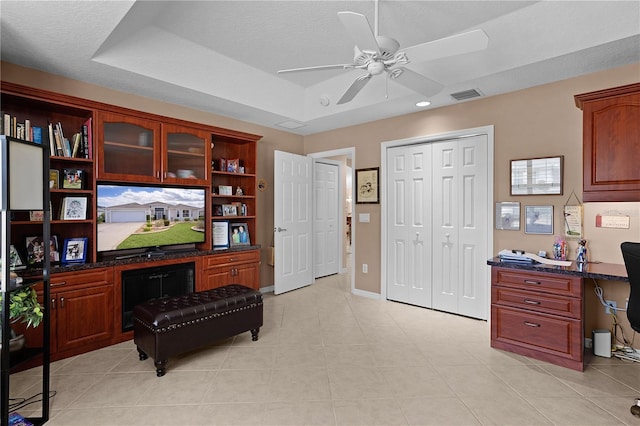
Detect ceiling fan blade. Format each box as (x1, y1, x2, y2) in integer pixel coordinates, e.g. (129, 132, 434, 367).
(403, 29, 489, 63)
(337, 11, 380, 54)
(278, 64, 356, 74)
(390, 67, 443, 97)
(337, 74, 373, 105)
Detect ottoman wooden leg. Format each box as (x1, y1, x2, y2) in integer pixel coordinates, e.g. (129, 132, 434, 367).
(154, 360, 168, 377)
(251, 328, 260, 341)
(137, 347, 148, 361)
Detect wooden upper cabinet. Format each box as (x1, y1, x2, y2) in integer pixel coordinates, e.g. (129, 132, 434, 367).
(96, 111, 161, 183)
(95, 111, 210, 186)
(575, 83, 640, 202)
(162, 123, 210, 186)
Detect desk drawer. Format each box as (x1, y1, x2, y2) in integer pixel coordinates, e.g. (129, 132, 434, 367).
(203, 250, 260, 269)
(492, 267, 582, 297)
(492, 287, 581, 319)
(491, 305, 582, 359)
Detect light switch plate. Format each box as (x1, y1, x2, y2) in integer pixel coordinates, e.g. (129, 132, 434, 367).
(359, 213, 370, 223)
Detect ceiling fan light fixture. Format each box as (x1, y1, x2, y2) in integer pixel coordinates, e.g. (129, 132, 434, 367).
(416, 101, 431, 107)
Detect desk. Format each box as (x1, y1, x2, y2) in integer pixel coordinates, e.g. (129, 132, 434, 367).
(487, 258, 628, 371)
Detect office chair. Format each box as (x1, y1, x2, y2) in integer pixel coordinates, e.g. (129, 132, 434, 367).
(620, 242, 640, 418)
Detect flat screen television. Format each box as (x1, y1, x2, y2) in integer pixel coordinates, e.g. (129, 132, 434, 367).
(97, 184, 206, 259)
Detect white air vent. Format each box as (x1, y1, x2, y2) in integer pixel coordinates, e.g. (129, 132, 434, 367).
(450, 89, 483, 101)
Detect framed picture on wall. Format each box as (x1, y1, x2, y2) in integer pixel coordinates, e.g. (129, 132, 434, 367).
(356, 167, 379, 204)
(524, 205, 554, 235)
(495, 202, 520, 231)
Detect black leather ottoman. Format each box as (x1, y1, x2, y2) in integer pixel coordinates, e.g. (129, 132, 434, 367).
(133, 284, 263, 376)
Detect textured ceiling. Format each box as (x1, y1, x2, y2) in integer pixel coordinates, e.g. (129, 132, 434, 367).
(1, 1, 639, 135)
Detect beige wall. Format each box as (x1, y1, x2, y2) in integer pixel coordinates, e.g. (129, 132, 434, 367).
(1, 61, 305, 288)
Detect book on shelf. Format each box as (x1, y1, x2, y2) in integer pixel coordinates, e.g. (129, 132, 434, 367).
(32, 126, 43, 144)
(71, 132, 82, 157)
(2, 113, 10, 136)
(82, 117, 92, 159)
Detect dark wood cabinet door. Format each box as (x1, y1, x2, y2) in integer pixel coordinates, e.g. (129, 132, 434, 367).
(56, 285, 113, 352)
(575, 83, 640, 201)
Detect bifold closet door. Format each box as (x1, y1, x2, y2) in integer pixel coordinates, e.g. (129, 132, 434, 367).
(386, 144, 433, 307)
(431, 135, 488, 319)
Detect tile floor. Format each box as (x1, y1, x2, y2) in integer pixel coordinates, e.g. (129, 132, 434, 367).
(9, 271, 640, 425)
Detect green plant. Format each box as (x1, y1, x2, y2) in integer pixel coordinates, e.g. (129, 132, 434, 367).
(1, 287, 44, 328)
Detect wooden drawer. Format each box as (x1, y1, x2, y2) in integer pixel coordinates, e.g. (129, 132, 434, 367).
(50, 268, 113, 289)
(492, 286, 581, 319)
(492, 305, 582, 362)
(203, 250, 260, 269)
(492, 267, 582, 297)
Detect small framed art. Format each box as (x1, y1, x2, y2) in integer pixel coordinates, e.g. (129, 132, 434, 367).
(49, 169, 59, 189)
(219, 185, 233, 195)
(62, 237, 88, 264)
(61, 196, 87, 220)
(495, 202, 520, 231)
(230, 222, 250, 246)
(62, 168, 84, 189)
(26, 235, 59, 265)
(212, 221, 230, 250)
(222, 204, 237, 216)
(227, 158, 239, 173)
(9, 245, 26, 270)
(356, 167, 379, 204)
(525, 205, 554, 235)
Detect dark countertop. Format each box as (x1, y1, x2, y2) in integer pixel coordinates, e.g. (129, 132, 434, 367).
(487, 257, 629, 282)
(20, 245, 262, 278)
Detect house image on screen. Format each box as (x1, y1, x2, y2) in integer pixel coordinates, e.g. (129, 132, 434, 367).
(100, 202, 204, 223)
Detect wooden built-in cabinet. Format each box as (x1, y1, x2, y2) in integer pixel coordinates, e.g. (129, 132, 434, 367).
(96, 111, 211, 186)
(1, 81, 263, 371)
(491, 266, 584, 371)
(1, 83, 97, 263)
(20, 268, 114, 361)
(201, 250, 260, 291)
(575, 82, 640, 202)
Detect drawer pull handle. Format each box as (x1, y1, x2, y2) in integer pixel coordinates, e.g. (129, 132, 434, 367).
(524, 299, 541, 305)
(524, 280, 541, 285)
(524, 321, 541, 327)
(51, 281, 67, 287)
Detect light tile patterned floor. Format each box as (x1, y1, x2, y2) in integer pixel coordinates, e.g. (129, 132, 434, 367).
(9, 271, 640, 425)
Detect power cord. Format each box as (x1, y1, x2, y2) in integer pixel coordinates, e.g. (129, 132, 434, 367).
(592, 279, 637, 352)
(9, 390, 56, 413)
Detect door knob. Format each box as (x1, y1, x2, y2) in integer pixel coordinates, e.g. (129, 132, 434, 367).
(275, 227, 287, 232)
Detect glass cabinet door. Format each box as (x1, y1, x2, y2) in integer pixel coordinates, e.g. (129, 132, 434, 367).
(97, 112, 161, 182)
(163, 124, 210, 185)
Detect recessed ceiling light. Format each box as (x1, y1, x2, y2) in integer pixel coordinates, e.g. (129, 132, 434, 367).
(416, 101, 431, 107)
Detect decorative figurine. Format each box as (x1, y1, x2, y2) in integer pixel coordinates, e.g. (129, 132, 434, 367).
(236, 187, 243, 196)
(576, 239, 588, 263)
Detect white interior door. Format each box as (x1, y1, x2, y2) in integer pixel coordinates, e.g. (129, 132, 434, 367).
(274, 150, 313, 295)
(386, 144, 433, 307)
(431, 135, 488, 319)
(313, 160, 340, 278)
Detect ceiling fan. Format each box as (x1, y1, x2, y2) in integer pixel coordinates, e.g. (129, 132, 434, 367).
(278, 7, 489, 105)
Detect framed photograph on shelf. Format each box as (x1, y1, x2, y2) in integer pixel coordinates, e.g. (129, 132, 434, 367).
(226, 158, 239, 173)
(49, 169, 59, 189)
(62, 237, 88, 264)
(495, 202, 520, 231)
(230, 222, 250, 246)
(25, 235, 59, 265)
(524, 205, 554, 235)
(222, 204, 237, 216)
(29, 210, 45, 222)
(356, 167, 380, 204)
(212, 221, 230, 250)
(61, 196, 87, 220)
(218, 185, 232, 195)
(9, 245, 26, 270)
(62, 168, 84, 189)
